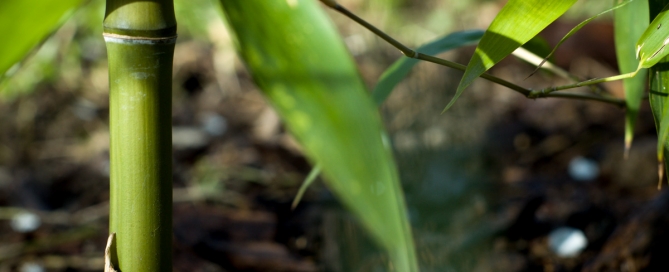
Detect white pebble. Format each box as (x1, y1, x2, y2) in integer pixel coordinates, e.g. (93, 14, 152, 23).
(172, 127, 209, 150)
(201, 113, 227, 137)
(20, 262, 44, 272)
(568, 156, 599, 181)
(548, 227, 588, 257)
(11, 212, 41, 233)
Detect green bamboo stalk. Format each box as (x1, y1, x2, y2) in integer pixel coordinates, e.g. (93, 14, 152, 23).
(103, 0, 176, 270)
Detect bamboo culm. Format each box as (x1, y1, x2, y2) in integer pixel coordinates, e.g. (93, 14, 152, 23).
(103, 0, 176, 270)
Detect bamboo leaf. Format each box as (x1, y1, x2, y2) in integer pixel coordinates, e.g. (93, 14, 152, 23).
(648, 0, 669, 187)
(531, 0, 637, 75)
(638, 2, 669, 68)
(372, 30, 484, 105)
(217, 1, 418, 270)
(0, 0, 84, 80)
(615, 0, 649, 156)
(657, 103, 669, 165)
(444, 0, 577, 111)
(650, 71, 669, 187)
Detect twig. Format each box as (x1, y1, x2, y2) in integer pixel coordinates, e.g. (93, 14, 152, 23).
(320, 0, 626, 108)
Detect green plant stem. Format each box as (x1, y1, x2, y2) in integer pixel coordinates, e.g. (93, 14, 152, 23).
(529, 70, 641, 97)
(325, 1, 626, 108)
(104, 0, 176, 271)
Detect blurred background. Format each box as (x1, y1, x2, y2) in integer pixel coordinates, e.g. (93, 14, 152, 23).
(0, 0, 665, 271)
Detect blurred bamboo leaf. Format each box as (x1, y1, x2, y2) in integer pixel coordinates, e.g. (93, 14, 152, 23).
(444, 0, 577, 112)
(615, 0, 649, 155)
(308, 31, 484, 210)
(217, 1, 418, 270)
(372, 30, 484, 105)
(0, 0, 84, 80)
(648, 0, 669, 186)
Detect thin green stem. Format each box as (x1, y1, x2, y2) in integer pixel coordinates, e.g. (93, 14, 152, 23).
(529, 70, 641, 97)
(323, 0, 626, 108)
(545, 92, 626, 107)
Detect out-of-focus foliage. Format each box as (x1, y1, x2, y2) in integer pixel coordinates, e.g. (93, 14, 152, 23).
(373, 30, 484, 105)
(217, 0, 417, 270)
(614, 0, 648, 152)
(0, 0, 84, 81)
(0, 0, 87, 99)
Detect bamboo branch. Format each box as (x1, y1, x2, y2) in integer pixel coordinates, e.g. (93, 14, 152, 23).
(321, 0, 626, 108)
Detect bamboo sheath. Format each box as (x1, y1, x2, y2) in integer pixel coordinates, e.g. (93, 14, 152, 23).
(103, 0, 176, 270)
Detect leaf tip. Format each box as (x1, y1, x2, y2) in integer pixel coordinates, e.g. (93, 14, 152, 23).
(624, 138, 632, 160)
(290, 199, 299, 210)
(441, 100, 459, 113)
(659, 160, 665, 190)
(291, 188, 305, 210)
(443, 84, 468, 113)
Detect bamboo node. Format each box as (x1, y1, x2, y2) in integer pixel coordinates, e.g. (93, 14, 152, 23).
(103, 33, 177, 44)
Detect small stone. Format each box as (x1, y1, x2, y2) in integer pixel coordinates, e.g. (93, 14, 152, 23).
(201, 113, 227, 137)
(548, 227, 588, 257)
(172, 127, 209, 150)
(11, 212, 41, 233)
(20, 262, 44, 272)
(568, 156, 599, 181)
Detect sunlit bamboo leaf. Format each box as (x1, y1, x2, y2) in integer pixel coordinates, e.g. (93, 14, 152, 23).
(444, 0, 577, 111)
(0, 0, 84, 80)
(637, 2, 669, 68)
(217, 1, 418, 270)
(531, 0, 637, 75)
(372, 30, 484, 105)
(615, 0, 649, 156)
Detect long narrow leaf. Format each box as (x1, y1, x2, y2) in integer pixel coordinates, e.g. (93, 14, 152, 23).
(300, 31, 483, 210)
(444, 0, 577, 111)
(0, 0, 84, 79)
(372, 30, 484, 105)
(615, 0, 649, 156)
(637, 2, 669, 68)
(648, 0, 669, 186)
(217, 1, 418, 270)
